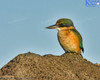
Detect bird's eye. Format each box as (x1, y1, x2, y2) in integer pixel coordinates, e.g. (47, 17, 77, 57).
(59, 23, 64, 27)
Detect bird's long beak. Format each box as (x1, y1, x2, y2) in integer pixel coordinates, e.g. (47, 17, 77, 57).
(46, 24, 58, 29)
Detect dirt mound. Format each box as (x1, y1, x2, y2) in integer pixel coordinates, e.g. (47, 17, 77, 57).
(0, 52, 100, 80)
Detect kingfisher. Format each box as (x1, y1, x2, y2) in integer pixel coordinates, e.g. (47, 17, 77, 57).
(46, 18, 84, 55)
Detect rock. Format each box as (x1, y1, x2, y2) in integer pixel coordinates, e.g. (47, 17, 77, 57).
(0, 52, 100, 80)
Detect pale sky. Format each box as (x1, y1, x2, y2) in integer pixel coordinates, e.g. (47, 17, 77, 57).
(0, 0, 100, 68)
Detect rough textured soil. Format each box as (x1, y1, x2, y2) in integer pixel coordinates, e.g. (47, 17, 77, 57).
(0, 52, 100, 80)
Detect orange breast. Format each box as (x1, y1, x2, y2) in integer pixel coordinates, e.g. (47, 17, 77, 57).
(58, 29, 81, 54)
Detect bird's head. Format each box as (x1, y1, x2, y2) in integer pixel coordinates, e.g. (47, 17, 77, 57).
(46, 18, 74, 30)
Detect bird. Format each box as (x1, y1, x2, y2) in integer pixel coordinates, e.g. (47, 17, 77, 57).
(46, 18, 84, 55)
